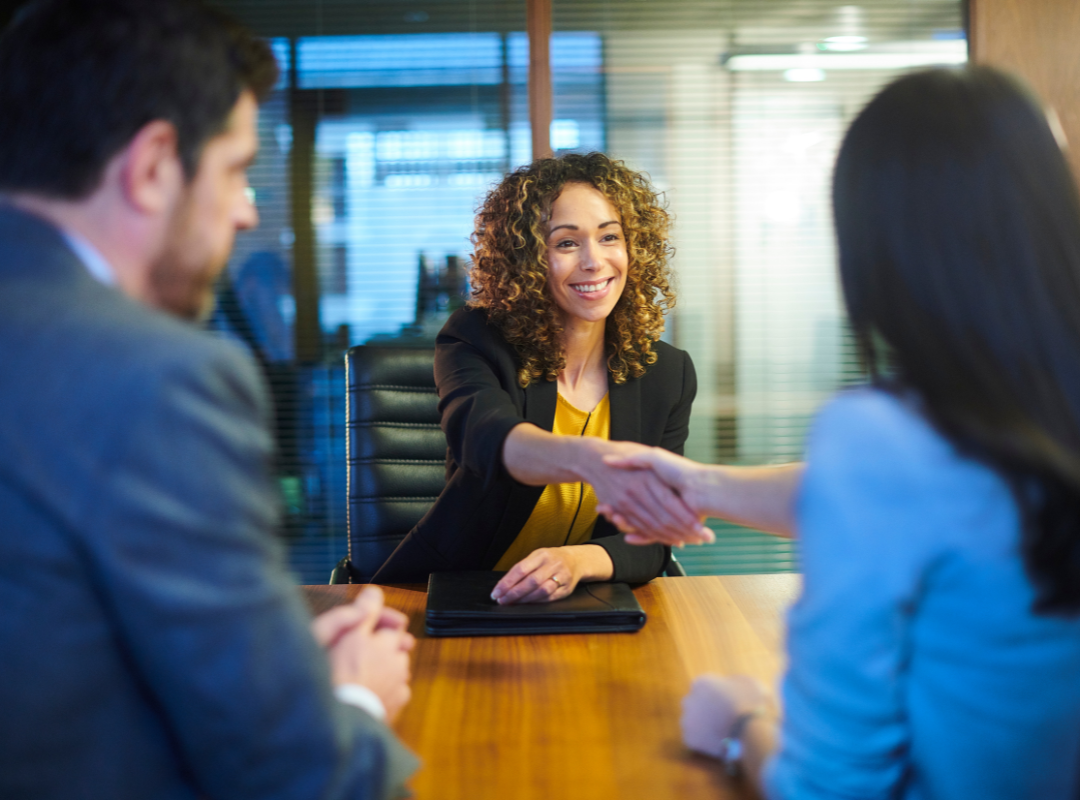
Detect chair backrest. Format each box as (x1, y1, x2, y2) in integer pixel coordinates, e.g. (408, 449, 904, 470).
(346, 345, 446, 580)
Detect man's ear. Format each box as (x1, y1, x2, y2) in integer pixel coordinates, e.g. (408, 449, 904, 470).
(117, 120, 184, 215)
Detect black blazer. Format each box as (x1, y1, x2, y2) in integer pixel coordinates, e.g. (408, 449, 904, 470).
(374, 306, 697, 584)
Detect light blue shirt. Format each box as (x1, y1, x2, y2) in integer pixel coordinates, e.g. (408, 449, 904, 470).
(61, 229, 116, 286)
(766, 388, 1080, 800)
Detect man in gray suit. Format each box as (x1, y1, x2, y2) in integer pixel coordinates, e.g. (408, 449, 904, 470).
(0, 1, 418, 797)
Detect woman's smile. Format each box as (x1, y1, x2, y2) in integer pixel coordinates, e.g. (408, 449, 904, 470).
(570, 276, 616, 297)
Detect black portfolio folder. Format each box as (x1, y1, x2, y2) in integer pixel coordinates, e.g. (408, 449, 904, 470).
(425, 571, 647, 637)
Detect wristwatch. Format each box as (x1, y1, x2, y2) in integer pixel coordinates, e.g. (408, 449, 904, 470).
(718, 709, 762, 776)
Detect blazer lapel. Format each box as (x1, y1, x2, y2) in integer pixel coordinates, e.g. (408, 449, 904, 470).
(523, 375, 558, 430)
(609, 371, 641, 444)
(480, 377, 557, 568)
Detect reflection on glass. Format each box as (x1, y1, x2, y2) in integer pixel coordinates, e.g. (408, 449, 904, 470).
(306, 32, 605, 346)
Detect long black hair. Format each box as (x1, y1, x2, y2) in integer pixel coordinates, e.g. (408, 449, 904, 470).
(834, 66, 1080, 615)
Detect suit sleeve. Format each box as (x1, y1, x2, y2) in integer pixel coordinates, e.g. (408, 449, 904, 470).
(590, 348, 697, 582)
(81, 341, 417, 800)
(435, 313, 526, 489)
(764, 392, 943, 800)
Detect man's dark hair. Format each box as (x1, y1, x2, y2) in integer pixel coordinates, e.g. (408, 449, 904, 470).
(0, 0, 278, 199)
(834, 66, 1080, 615)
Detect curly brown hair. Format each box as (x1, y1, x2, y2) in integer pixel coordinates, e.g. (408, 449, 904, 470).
(468, 152, 676, 387)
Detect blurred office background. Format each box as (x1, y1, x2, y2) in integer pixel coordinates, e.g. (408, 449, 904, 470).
(199, 0, 967, 583)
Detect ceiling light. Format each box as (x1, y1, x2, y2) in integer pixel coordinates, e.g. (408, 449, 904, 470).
(820, 35, 868, 52)
(725, 41, 966, 72)
(784, 68, 826, 82)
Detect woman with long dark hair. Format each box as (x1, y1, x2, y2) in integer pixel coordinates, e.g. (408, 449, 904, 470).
(608, 66, 1080, 798)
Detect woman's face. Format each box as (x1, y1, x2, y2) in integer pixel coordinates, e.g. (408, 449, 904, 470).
(544, 182, 629, 326)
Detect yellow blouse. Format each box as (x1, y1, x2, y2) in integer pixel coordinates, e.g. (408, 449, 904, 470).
(493, 393, 611, 571)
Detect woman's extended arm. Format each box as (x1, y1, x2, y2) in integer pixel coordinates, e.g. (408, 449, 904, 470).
(602, 448, 803, 540)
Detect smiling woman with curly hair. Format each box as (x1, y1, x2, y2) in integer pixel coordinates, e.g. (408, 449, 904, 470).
(470, 151, 676, 388)
(374, 152, 710, 599)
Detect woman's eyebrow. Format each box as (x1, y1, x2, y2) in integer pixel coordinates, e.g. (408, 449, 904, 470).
(547, 220, 621, 235)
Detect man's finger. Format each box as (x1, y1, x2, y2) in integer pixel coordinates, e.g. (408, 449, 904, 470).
(374, 606, 409, 632)
(353, 586, 385, 634)
(310, 604, 364, 647)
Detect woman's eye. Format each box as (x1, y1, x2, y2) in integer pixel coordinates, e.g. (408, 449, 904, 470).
(555, 239, 576, 249)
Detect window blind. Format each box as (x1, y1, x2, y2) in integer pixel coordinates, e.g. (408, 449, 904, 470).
(210, 0, 966, 582)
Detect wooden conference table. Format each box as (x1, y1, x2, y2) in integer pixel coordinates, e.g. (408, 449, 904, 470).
(303, 574, 801, 800)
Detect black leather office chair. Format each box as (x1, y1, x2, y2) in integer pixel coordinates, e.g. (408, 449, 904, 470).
(666, 552, 688, 577)
(330, 345, 445, 583)
(328, 343, 688, 582)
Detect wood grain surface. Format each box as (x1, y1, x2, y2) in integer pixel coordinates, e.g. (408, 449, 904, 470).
(303, 575, 800, 800)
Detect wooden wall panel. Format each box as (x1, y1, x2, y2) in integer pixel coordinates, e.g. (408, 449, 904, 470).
(527, 0, 553, 160)
(970, 0, 1080, 178)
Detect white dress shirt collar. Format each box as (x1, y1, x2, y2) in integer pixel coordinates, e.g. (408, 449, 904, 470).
(61, 228, 117, 287)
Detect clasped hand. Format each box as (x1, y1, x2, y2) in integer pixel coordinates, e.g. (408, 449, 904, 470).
(310, 586, 415, 722)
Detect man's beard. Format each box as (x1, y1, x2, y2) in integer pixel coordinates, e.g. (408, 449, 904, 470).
(146, 196, 225, 322)
(146, 254, 220, 322)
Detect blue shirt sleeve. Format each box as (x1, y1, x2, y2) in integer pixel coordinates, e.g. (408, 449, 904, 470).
(765, 389, 953, 800)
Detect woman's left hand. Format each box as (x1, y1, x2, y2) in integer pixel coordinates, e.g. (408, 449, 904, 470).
(490, 546, 593, 604)
(681, 674, 772, 758)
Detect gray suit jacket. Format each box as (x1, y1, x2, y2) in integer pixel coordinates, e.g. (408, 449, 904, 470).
(0, 206, 417, 799)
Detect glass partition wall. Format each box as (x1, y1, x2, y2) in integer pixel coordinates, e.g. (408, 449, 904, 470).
(210, 0, 966, 582)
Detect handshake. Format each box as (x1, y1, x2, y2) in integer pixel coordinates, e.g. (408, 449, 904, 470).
(585, 441, 801, 546)
(581, 441, 718, 547)
(503, 420, 799, 549)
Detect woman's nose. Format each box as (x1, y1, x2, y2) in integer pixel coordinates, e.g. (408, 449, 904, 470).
(580, 239, 600, 270)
